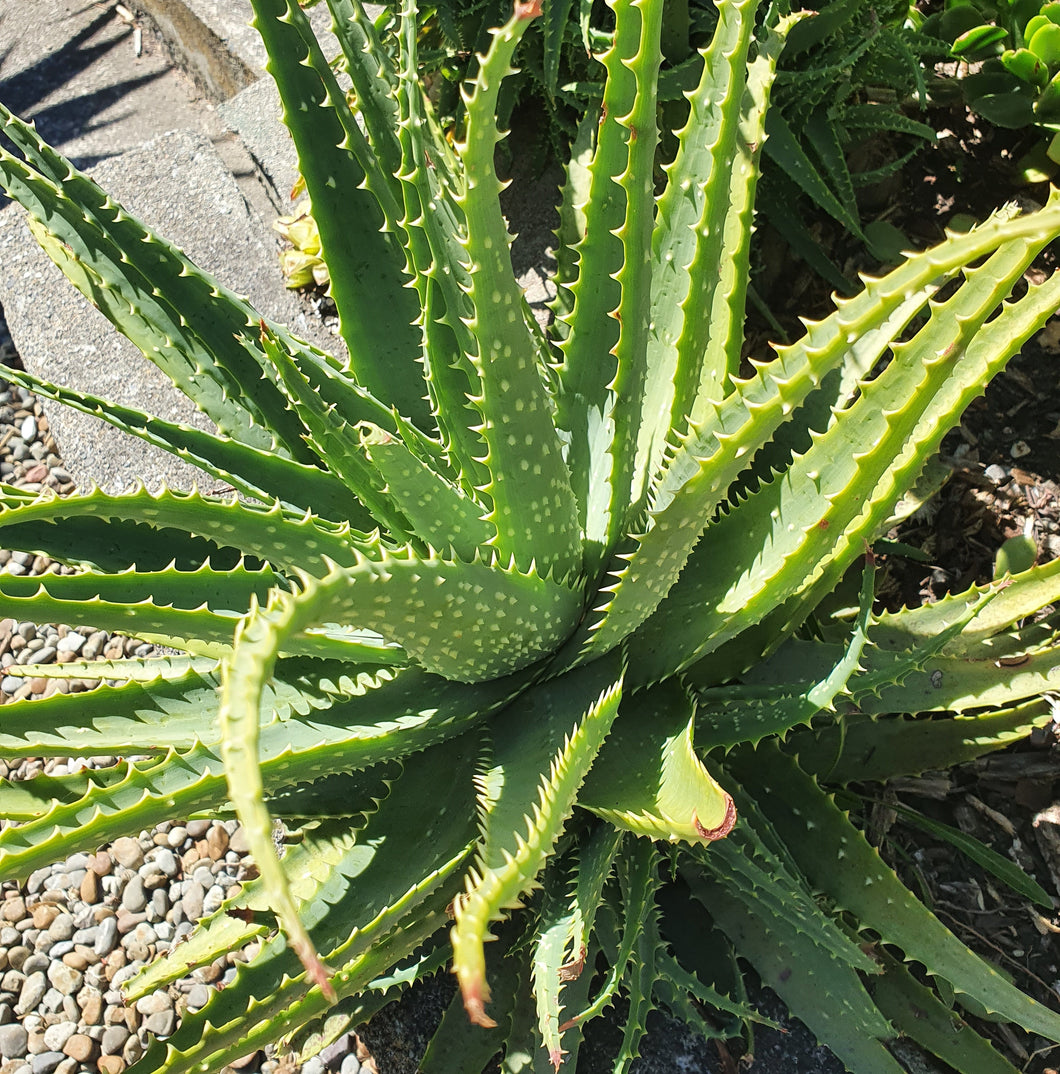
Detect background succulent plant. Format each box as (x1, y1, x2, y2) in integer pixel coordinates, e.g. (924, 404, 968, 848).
(922, 0, 1060, 180)
(2, 0, 1060, 1071)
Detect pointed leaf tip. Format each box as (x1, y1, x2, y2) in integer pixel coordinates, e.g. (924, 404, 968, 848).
(462, 979, 498, 1027)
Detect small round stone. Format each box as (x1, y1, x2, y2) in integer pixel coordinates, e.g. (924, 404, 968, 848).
(21, 956, 48, 977)
(122, 1031, 143, 1065)
(205, 827, 229, 859)
(45, 963, 81, 996)
(180, 882, 204, 923)
(61, 1035, 97, 1064)
(93, 918, 118, 957)
(29, 908, 57, 932)
(1, 900, 26, 925)
(185, 984, 210, 1011)
(339, 1055, 361, 1074)
(191, 866, 213, 888)
(15, 973, 46, 1015)
(120, 877, 146, 914)
(46, 915, 73, 943)
(0, 1024, 28, 1059)
(228, 827, 250, 854)
(6, 947, 29, 973)
(88, 852, 112, 877)
(78, 987, 103, 1026)
(152, 849, 178, 878)
(318, 1034, 352, 1068)
(29, 1052, 63, 1074)
(108, 839, 144, 871)
(201, 885, 224, 916)
(40, 1025, 74, 1055)
(54, 633, 84, 655)
(98, 1057, 125, 1074)
(164, 827, 187, 850)
(141, 1010, 176, 1038)
(79, 871, 100, 905)
(100, 1026, 128, 1056)
(133, 991, 172, 1018)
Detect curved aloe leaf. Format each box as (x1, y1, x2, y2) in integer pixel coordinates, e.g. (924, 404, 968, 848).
(579, 679, 735, 842)
(0, 106, 314, 460)
(452, 654, 624, 1026)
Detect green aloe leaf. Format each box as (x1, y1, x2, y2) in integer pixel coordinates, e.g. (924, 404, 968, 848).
(579, 680, 735, 843)
(869, 952, 1022, 1074)
(791, 699, 1053, 784)
(685, 857, 902, 1074)
(457, 5, 581, 579)
(883, 798, 1054, 910)
(0, 107, 314, 461)
(0, 357, 364, 526)
(452, 654, 624, 1026)
(248, 0, 428, 428)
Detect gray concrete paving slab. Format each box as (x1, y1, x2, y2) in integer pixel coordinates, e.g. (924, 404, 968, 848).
(0, 127, 333, 493)
(0, 0, 218, 169)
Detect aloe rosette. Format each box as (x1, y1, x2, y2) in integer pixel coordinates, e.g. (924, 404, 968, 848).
(3, 0, 1060, 1070)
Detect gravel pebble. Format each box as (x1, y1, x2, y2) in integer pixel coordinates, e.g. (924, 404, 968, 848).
(15, 975, 45, 1017)
(152, 849, 178, 878)
(181, 882, 204, 923)
(0, 1025, 28, 1060)
(108, 840, 143, 872)
(40, 1025, 74, 1055)
(100, 1026, 128, 1056)
(120, 877, 146, 914)
(185, 984, 210, 1012)
(29, 1052, 62, 1074)
(141, 1010, 175, 1038)
(44, 965, 80, 998)
(60, 1035, 96, 1064)
(93, 918, 118, 959)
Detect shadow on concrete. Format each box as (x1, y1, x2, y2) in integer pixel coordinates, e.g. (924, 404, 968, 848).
(0, 4, 165, 169)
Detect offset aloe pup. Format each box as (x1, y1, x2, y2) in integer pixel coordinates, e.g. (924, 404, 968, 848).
(3, 0, 1060, 1070)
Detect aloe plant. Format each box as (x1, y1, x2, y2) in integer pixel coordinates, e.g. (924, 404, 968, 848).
(2, 0, 1060, 1071)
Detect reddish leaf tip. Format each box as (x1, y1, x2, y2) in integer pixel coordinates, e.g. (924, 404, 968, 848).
(462, 982, 497, 1028)
(694, 794, 737, 841)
